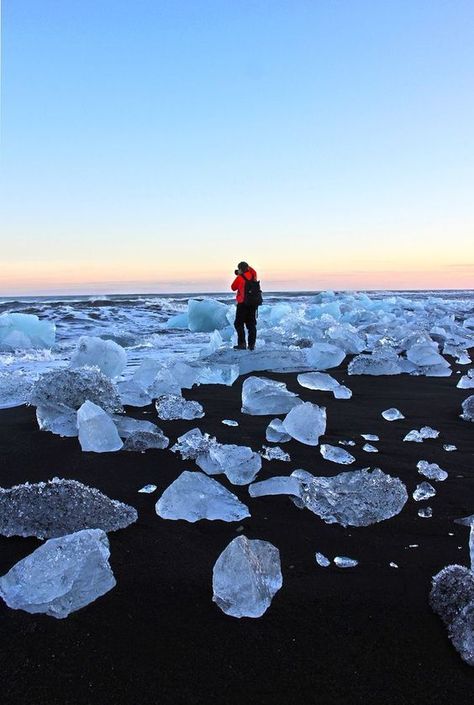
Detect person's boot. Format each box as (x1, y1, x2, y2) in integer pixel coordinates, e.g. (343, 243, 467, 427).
(233, 344, 246, 350)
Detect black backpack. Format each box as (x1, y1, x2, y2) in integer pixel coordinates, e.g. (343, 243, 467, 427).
(243, 276, 263, 307)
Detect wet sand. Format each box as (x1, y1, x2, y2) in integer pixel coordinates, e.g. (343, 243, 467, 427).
(0, 356, 473, 705)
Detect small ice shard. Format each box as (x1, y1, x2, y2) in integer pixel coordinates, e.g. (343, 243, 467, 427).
(282, 402, 326, 446)
(418, 506, 433, 518)
(241, 376, 301, 415)
(0, 312, 56, 350)
(70, 336, 127, 379)
(457, 370, 474, 389)
(297, 371, 340, 391)
(361, 434, 379, 441)
(461, 395, 474, 422)
(77, 401, 123, 452)
(196, 442, 262, 485)
(138, 484, 157, 494)
(155, 394, 204, 420)
(408, 544, 419, 548)
(403, 430, 424, 442)
(249, 476, 302, 498)
(116, 380, 152, 407)
(0, 478, 137, 539)
(315, 552, 331, 567)
(260, 445, 291, 462)
(320, 444, 355, 464)
(187, 298, 230, 332)
(339, 440, 356, 446)
(430, 565, 474, 666)
(30, 368, 123, 414)
(212, 535, 282, 618)
(222, 419, 239, 426)
(444, 444, 457, 452)
(334, 556, 358, 568)
(265, 418, 291, 443)
(362, 443, 378, 453)
(389, 562, 399, 568)
(417, 460, 448, 481)
(381, 408, 405, 421)
(412, 481, 436, 501)
(155, 471, 250, 522)
(305, 342, 345, 370)
(113, 416, 169, 451)
(0, 529, 115, 618)
(419, 426, 440, 439)
(334, 385, 352, 399)
(36, 404, 78, 437)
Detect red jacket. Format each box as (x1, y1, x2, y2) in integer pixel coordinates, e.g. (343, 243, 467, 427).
(231, 267, 257, 304)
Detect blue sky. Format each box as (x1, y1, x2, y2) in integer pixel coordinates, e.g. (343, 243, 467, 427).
(1, 1, 473, 294)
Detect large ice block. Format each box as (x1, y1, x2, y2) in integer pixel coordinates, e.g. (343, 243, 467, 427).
(282, 402, 326, 446)
(30, 368, 123, 414)
(0, 312, 56, 350)
(77, 400, 123, 452)
(241, 376, 301, 415)
(305, 343, 345, 370)
(187, 299, 230, 332)
(70, 336, 127, 379)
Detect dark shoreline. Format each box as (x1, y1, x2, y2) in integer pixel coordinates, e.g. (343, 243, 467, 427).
(0, 359, 473, 705)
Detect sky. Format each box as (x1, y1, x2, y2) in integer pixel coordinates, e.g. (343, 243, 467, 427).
(1, 0, 473, 295)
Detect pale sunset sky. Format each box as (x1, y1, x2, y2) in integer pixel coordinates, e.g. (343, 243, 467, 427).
(1, 1, 473, 295)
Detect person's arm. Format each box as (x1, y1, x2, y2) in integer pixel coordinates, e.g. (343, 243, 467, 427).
(231, 276, 240, 291)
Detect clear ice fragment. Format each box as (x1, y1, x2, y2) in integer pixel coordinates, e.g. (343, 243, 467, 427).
(418, 506, 433, 518)
(260, 445, 291, 462)
(381, 408, 405, 421)
(334, 556, 358, 568)
(412, 481, 436, 501)
(70, 336, 127, 379)
(315, 552, 331, 567)
(265, 418, 291, 443)
(241, 376, 301, 415)
(461, 395, 474, 422)
(282, 402, 326, 446)
(443, 444, 457, 452)
(417, 460, 448, 481)
(320, 444, 355, 464)
(361, 434, 379, 441)
(155, 394, 204, 420)
(138, 484, 157, 494)
(362, 443, 378, 453)
(222, 419, 239, 426)
(77, 401, 123, 452)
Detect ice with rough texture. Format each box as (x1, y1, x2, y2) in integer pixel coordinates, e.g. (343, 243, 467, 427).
(412, 481, 436, 501)
(305, 343, 345, 370)
(260, 445, 291, 462)
(187, 299, 230, 332)
(0, 477, 137, 539)
(315, 552, 331, 567)
(320, 444, 355, 464)
(381, 407, 405, 421)
(241, 376, 301, 415)
(70, 336, 127, 379)
(362, 443, 378, 453)
(418, 506, 433, 518)
(171, 428, 213, 459)
(77, 400, 123, 452)
(457, 370, 474, 389)
(404, 426, 439, 442)
(113, 416, 169, 451)
(196, 442, 262, 486)
(461, 395, 474, 422)
(212, 535, 282, 618)
(348, 349, 403, 376)
(0, 369, 34, 409)
(155, 471, 250, 522)
(430, 565, 474, 666)
(0, 529, 115, 618)
(36, 404, 78, 437)
(339, 440, 356, 446)
(265, 418, 291, 443)
(155, 394, 204, 420)
(334, 556, 358, 568)
(282, 402, 326, 446)
(30, 368, 123, 414)
(417, 460, 448, 481)
(0, 312, 56, 350)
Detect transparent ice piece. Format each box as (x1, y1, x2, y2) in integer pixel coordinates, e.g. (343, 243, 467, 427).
(70, 336, 127, 379)
(417, 460, 448, 481)
(282, 402, 326, 446)
(412, 481, 436, 501)
(334, 556, 358, 568)
(260, 445, 291, 462)
(77, 400, 123, 453)
(241, 376, 301, 416)
(381, 408, 405, 421)
(315, 552, 331, 567)
(320, 444, 355, 464)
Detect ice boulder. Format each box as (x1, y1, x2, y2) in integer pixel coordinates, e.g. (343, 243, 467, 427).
(430, 565, 474, 666)
(30, 368, 123, 414)
(282, 402, 326, 446)
(305, 343, 345, 370)
(155, 394, 204, 420)
(0, 369, 34, 409)
(70, 336, 127, 379)
(461, 395, 474, 422)
(155, 471, 250, 522)
(0, 312, 56, 350)
(187, 299, 230, 332)
(241, 376, 301, 415)
(212, 535, 282, 618)
(0, 478, 137, 539)
(406, 342, 446, 367)
(77, 401, 123, 452)
(0, 529, 115, 619)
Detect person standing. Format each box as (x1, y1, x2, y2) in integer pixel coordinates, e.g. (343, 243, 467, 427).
(231, 261, 260, 350)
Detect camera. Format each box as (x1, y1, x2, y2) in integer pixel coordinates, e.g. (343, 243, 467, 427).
(234, 269, 239, 275)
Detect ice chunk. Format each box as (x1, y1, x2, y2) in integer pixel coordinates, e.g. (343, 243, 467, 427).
(457, 370, 474, 389)
(166, 360, 199, 389)
(212, 535, 282, 618)
(381, 407, 405, 421)
(222, 419, 239, 426)
(241, 376, 301, 415)
(155, 394, 204, 420)
(362, 443, 378, 453)
(333, 385, 352, 399)
(315, 552, 331, 567)
(30, 368, 123, 414)
(419, 426, 440, 439)
(155, 471, 250, 522)
(418, 506, 433, 518)
(297, 372, 339, 391)
(77, 401, 123, 452)
(305, 342, 345, 370)
(196, 363, 239, 386)
(461, 395, 474, 422)
(0, 529, 115, 618)
(444, 444, 457, 452)
(138, 484, 157, 494)
(36, 404, 78, 437)
(417, 460, 448, 481)
(334, 556, 358, 568)
(113, 416, 169, 450)
(320, 444, 355, 464)
(147, 368, 182, 398)
(163, 311, 189, 329)
(430, 565, 474, 666)
(361, 434, 379, 441)
(0, 369, 34, 409)
(282, 402, 326, 446)
(0, 312, 55, 350)
(406, 342, 447, 368)
(70, 336, 127, 379)
(339, 439, 356, 446)
(248, 476, 302, 498)
(187, 298, 230, 332)
(412, 481, 436, 501)
(116, 380, 152, 407)
(171, 428, 213, 459)
(265, 418, 291, 443)
(0, 478, 137, 539)
(260, 445, 291, 462)
(196, 442, 262, 485)
(390, 562, 399, 568)
(403, 430, 424, 442)
(348, 349, 403, 376)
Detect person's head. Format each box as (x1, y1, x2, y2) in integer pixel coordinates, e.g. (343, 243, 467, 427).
(237, 261, 249, 273)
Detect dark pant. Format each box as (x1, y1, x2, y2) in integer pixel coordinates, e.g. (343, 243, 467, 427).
(234, 304, 257, 347)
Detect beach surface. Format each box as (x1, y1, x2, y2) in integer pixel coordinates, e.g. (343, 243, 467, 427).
(0, 358, 473, 705)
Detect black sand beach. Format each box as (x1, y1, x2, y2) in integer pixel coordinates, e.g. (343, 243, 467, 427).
(0, 358, 473, 705)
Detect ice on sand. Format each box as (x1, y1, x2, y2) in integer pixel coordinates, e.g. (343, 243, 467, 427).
(0, 312, 56, 350)
(155, 471, 250, 522)
(113, 416, 169, 451)
(305, 342, 345, 370)
(212, 536, 282, 618)
(417, 460, 448, 481)
(361, 434, 379, 441)
(0, 478, 137, 539)
(334, 556, 358, 568)
(348, 349, 403, 376)
(444, 444, 457, 452)
(36, 404, 78, 437)
(320, 444, 355, 464)
(77, 401, 123, 452)
(418, 507, 433, 518)
(171, 428, 213, 460)
(381, 408, 405, 421)
(282, 402, 326, 446)
(404, 426, 439, 442)
(138, 484, 157, 494)
(196, 442, 262, 486)
(0, 529, 115, 619)
(187, 298, 230, 332)
(412, 482, 436, 501)
(457, 370, 474, 389)
(222, 419, 239, 427)
(30, 368, 123, 415)
(116, 380, 152, 407)
(362, 443, 378, 453)
(315, 552, 331, 567)
(297, 372, 352, 399)
(260, 445, 291, 462)
(70, 336, 127, 379)
(249, 476, 302, 498)
(430, 564, 474, 666)
(155, 394, 204, 420)
(265, 418, 291, 443)
(241, 376, 301, 415)
(461, 395, 474, 422)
